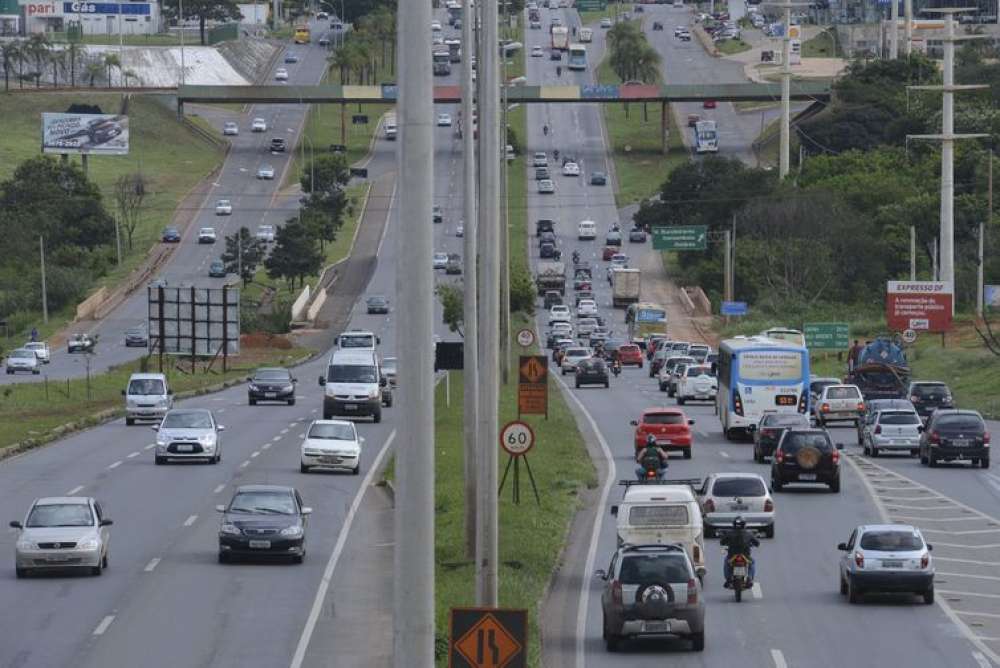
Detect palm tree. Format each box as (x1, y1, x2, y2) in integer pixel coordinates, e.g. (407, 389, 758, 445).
(328, 46, 352, 84)
(85, 61, 103, 87)
(633, 44, 661, 84)
(66, 41, 83, 87)
(122, 68, 141, 87)
(49, 48, 66, 88)
(103, 53, 121, 87)
(0, 40, 19, 91)
(25, 33, 50, 87)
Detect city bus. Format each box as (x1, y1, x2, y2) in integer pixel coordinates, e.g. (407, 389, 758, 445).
(294, 24, 311, 44)
(626, 302, 668, 347)
(568, 44, 587, 70)
(716, 336, 810, 440)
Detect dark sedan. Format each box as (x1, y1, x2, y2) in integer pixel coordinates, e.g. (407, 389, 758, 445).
(919, 409, 990, 468)
(752, 412, 810, 462)
(124, 326, 148, 347)
(550, 50, 562, 61)
(366, 295, 390, 314)
(217, 485, 311, 563)
(535, 167, 550, 180)
(161, 227, 181, 243)
(590, 171, 607, 185)
(628, 227, 647, 242)
(575, 358, 609, 388)
(208, 260, 227, 278)
(247, 367, 297, 406)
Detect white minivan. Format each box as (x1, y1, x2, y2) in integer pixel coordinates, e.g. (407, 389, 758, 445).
(384, 116, 397, 140)
(336, 329, 380, 351)
(123, 372, 173, 425)
(577, 220, 597, 240)
(319, 349, 389, 422)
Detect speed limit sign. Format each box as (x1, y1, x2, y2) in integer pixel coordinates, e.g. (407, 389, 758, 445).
(500, 420, 535, 456)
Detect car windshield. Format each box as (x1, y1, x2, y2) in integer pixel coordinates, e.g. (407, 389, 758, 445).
(935, 415, 985, 432)
(567, 349, 589, 357)
(328, 364, 377, 383)
(128, 379, 165, 395)
(26, 503, 94, 528)
(878, 411, 920, 425)
(308, 423, 355, 440)
(628, 505, 689, 527)
(912, 384, 948, 396)
(162, 411, 213, 429)
(340, 334, 375, 348)
(811, 381, 837, 393)
(644, 413, 684, 425)
(712, 477, 766, 497)
(827, 386, 861, 399)
(126, 328, 144, 336)
(619, 554, 690, 584)
(781, 433, 832, 453)
(687, 366, 712, 377)
(12, 350, 33, 358)
(860, 531, 923, 551)
(368, 296, 386, 305)
(228, 491, 297, 515)
(255, 369, 290, 382)
(764, 414, 809, 427)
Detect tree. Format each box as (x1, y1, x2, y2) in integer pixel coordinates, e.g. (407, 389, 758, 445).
(103, 53, 120, 87)
(24, 33, 49, 88)
(0, 40, 21, 92)
(328, 46, 353, 84)
(265, 218, 323, 288)
(222, 226, 266, 285)
(49, 48, 66, 88)
(65, 41, 83, 88)
(300, 154, 350, 251)
(163, 0, 242, 45)
(436, 283, 464, 336)
(85, 62, 103, 87)
(113, 173, 149, 251)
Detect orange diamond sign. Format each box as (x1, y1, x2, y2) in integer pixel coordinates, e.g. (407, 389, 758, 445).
(518, 356, 547, 384)
(449, 608, 527, 668)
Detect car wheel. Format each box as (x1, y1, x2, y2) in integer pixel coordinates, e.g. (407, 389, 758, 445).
(771, 475, 783, 492)
(910, 449, 919, 457)
(691, 632, 705, 652)
(829, 477, 841, 493)
(91, 563, 102, 576)
(637, 361, 643, 369)
(704, 525, 715, 539)
(561, 368, 566, 375)
(982, 457, 991, 469)
(155, 456, 165, 465)
(604, 381, 609, 388)
(373, 408, 382, 424)
(218, 552, 229, 564)
(249, 397, 257, 406)
(659, 383, 667, 392)
(300, 463, 310, 474)
(920, 451, 928, 465)
(928, 455, 938, 467)
(840, 575, 848, 595)
(923, 585, 935, 605)
(102, 553, 108, 569)
(870, 446, 878, 458)
(603, 619, 619, 652)
(323, 411, 333, 420)
(668, 387, 675, 397)
(848, 577, 862, 604)
(288, 398, 296, 406)
(683, 449, 692, 460)
(214, 451, 222, 464)
(32, 369, 39, 375)
(292, 554, 304, 564)
(764, 524, 774, 539)
(575, 381, 581, 388)
(648, 368, 654, 378)
(677, 396, 686, 405)
(15, 567, 28, 578)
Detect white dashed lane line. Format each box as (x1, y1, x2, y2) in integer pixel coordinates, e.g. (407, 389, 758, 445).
(262, 443, 272, 450)
(770, 649, 788, 668)
(251, 451, 260, 459)
(213, 484, 226, 494)
(183, 515, 198, 527)
(144, 443, 156, 450)
(144, 558, 161, 572)
(127, 452, 140, 459)
(107, 461, 122, 470)
(240, 460, 250, 468)
(93, 615, 115, 636)
(66, 485, 85, 495)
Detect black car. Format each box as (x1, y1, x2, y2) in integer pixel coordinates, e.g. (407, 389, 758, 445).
(247, 367, 297, 405)
(907, 381, 954, 421)
(538, 231, 557, 247)
(270, 137, 287, 152)
(550, 50, 562, 61)
(366, 295, 390, 314)
(445, 253, 462, 274)
(208, 259, 227, 278)
(919, 409, 990, 468)
(433, 206, 444, 223)
(540, 241, 559, 259)
(628, 227, 647, 242)
(535, 167, 550, 180)
(751, 412, 810, 462)
(771, 429, 843, 492)
(605, 231, 622, 247)
(161, 227, 181, 243)
(543, 290, 563, 310)
(575, 358, 609, 388)
(217, 485, 310, 563)
(536, 218, 555, 237)
(124, 326, 148, 347)
(590, 171, 607, 186)
(652, 21, 664, 30)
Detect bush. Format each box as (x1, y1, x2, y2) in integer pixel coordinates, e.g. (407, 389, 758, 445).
(509, 268, 536, 316)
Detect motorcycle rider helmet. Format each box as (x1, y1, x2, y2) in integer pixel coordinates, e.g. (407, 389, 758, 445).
(732, 516, 747, 530)
(646, 434, 657, 447)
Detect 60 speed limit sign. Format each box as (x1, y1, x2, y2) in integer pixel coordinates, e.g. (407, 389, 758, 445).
(500, 420, 535, 456)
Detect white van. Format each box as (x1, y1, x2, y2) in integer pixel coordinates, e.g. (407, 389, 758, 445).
(319, 349, 388, 422)
(122, 372, 173, 425)
(337, 329, 380, 351)
(384, 116, 397, 140)
(577, 220, 597, 240)
(611, 482, 706, 577)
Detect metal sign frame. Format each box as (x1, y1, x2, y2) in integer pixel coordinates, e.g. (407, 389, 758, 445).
(147, 286, 240, 371)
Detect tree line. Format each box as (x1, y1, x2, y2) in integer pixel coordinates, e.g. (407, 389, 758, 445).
(0, 34, 139, 90)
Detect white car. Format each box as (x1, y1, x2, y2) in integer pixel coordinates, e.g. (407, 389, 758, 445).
(431, 20, 442, 31)
(198, 227, 217, 244)
(576, 318, 598, 337)
(699, 472, 775, 538)
(437, 112, 453, 126)
(674, 25, 687, 36)
(549, 322, 573, 340)
(251, 117, 267, 132)
(562, 161, 580, 176)
(5, 348, 40, 375)
(560, 347, 592, 374)
(861, 408, 922, 457)
(577, 220, 597, 240)
(275, 68, 289, 81)
(838, 524, 934, 604)
(12, 497, 112, 578)
(23, 341, 50, 364)
(532, 151, 548, 167)
(600, 17, 612, 28)
(675, 364, 718, 405)
(223, 121, 239, 136)
(576, 299, 598, 317)
(531, 45, 544, 57)
(257, 224, 275, 243)
(300, 419, 362, 474)
(538, 179, 555, 194)
(257, 164, 275, 180)
(215, 199, 233, 216)
(456, 224, 464, 237)
(433, 252, 449, 270)
(548, 304, 571, 324)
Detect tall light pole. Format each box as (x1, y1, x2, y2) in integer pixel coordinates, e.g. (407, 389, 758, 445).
(393, 0, 434, 660)
(764, 1, 809, 179)
(178, 0, 186, 86)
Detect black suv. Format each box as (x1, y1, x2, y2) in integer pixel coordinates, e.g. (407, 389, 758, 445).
(575, 358, 609, 389)
(919, 409, 990, 468)
(907, 381, 954, 422)
(771, 428, 843, 492)
(543, 290, 563, 310)
(248, 367, 297, 405)
(751, 412, 810, 463)
(536, 218, 555, 237)
(270, 137, 287, 152)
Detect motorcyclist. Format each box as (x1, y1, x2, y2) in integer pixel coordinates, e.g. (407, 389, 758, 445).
(556, 65, 562, 77)
(635, 434, 669, 480)
(571, 250, 580, 264)
(721, 516, 759, 588)
(611, 356, 622, 376)
(554, 149, 560, 162)
(543, 124, 549, 136)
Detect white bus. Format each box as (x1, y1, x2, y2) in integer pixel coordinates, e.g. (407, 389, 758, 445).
(568, 44, 587, 70)
(716, 336, 810, 440)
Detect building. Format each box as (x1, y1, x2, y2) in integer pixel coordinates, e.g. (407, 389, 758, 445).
(18, 0, 161, 35)
(0, 0, 20, 33)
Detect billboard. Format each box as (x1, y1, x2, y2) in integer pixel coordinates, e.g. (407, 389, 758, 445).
(147, 286, 240, 356)
(41, 113, 129, 155)
(986, 285, 1000, 309)
(886, 280, 953, 332)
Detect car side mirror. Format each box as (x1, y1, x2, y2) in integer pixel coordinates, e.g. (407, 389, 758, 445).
(629, 420, 638, 426)
(747, 424, 757, 433)
(688, 419, 696, 425)
(927, 544, 933, 551)
(151, 425, 159, 432)
(837, 542, 849, 551)
(376, 337, 381, 345)
(246, 376, 253, 382)
(292, 378, 298, 383)
(167, 389, 174, 395)
(318, 376, 326, 386)
(610, 505, 618, 516)
(301, 507, 313, 516)
(121, 389, 126, 396)
(380, 377, 387, 387)
(594, 569, 607, 580)
(215, 505, 226, 513)
(99, 518, 113, 527)
(835, 443, 844, 450)
(917, 425, 925, 433)
(218, 425, 226, 432)
(9, 520, 23, 529)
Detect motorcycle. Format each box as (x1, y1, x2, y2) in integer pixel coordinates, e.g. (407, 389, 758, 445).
(611, 361, 622, 377)
(639, 460, 665, 481)
(571, 251, 580, 264)
(728, 553, 753, 602)
(556, 66, 562, 77)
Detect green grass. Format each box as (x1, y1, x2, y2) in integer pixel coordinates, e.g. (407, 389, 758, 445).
(596, 59, 687, 207)
(0, 345, 310, 452)
(578, 3, 634, 27)
(716, 38, 752, 55)
(801, 28, 841, 58)
(0, 92, 226, 340)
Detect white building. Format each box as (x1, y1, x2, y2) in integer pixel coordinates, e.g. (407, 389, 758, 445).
(19, 0, 161, 35)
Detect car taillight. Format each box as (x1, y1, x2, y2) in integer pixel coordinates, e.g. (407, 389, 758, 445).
(798, 390, 808, 414)
(985, 432, 991, 445)
(831, 450, 840, 465)
(910, 395, 920, 402)
(854, 552, 864, 568)
(821, 403, 831, 413)
(687, 578, 698, 604)
(703, 499, 715, 513)
(857, 402, 865, 412)
(874, 425, 882, 435)
(611, 579, 622, 604)
(734, 389, 744, 417)
(764, 499, 773, 512)
(761, 428, 775, 438)
(775, 450, 784, 463)
(929, 432, 941, 445)
(920, 553, 930, 569)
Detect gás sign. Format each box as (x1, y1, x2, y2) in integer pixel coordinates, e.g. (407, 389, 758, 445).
(885, 280, 953, 333)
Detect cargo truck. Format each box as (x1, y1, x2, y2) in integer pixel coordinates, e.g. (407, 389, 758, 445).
(612, 268, 641, 307)
(536, 260, 567, 295)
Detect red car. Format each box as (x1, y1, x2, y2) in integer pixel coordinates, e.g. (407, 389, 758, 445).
(703, 99, 717, 109)
(602, 245, 618, 261)
(617, 344, 643, 367)
(631, 408, 695, 458)
(646, 336, 668, 360)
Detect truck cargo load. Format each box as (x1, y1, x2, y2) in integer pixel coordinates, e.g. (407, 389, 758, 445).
(536, 260, 566, 295)
(847, 336, 910, 400)
(612, 268, 641, 307)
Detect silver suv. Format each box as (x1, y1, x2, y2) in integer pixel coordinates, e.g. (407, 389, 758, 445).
(596, 543, 705, 652)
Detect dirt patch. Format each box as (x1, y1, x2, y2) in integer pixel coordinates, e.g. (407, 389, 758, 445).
(635, 250, 717, 347)
(241, 333, 294, 349)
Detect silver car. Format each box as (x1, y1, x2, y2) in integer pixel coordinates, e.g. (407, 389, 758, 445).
(838, 524, 934, 604)
(813, 384, 864, 427)
(5, 348, 40, 375)
(153, 408, 225, 464)
(699, 473, 775, 538)
(11, 497, 112, 578)
(861, 408, 922, 457)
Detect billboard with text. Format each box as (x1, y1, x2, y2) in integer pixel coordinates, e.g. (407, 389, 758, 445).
(886, 280, 953, 332)
(41, 113, 129, 155)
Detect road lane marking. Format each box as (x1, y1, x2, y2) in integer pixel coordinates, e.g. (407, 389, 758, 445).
(251, 451, 260, 458)
(958, 611, 1000, 619)
(66, 485, 85, 495)
(273, 435, 282, 442)
(771, 649, 787, 668)
(93, 615, 115, 636)
(752, 582, 762, 599)
(281, 428, 289, 434)
(240, 460, 250, 468)
(107, 461, 122, 470)
(289, 429, 397, 668)
(127, 452, 140, 458)
(213, 484, 226, 494)
(936, 557, 1000, 567)
(262, 443, 272, 450)
(144, 558, 161, 572)
(921, 528, 1000, 535)
(183, 514, 198, 527)
(719, 451, 730, 458)
(974, 651, 993, 668)
(145, 443, 156, 450)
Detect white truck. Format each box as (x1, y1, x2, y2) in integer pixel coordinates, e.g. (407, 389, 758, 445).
(611, 268, 641, 308)
(579, 26, 593, 42)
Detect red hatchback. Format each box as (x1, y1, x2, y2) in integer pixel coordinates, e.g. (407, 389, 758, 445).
(631, 408, 695, 458)
(602, 245, 618, 261)
(618, 344, 644, 367)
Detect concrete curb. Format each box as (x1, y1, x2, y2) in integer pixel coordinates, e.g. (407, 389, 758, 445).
(693, 24, 721, 57)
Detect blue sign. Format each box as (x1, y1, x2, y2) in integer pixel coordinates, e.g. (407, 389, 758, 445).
(381, 84, 398, 100)
(721, 301, 748, 316)
(581, 84, 618, 100)
(64, 2, 150, 13)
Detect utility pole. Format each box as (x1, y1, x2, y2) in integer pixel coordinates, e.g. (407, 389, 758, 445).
(476, 0, 501, 607)
(723, 229, 732, 303)
(907, 8, 988, 313)
(764, 1, 809, 179)
(910, 225, 916, 280)
(978, 221, 985, 317)
(889, 0, 899, 59)
(179, 0, 186, 86)
(393, 0, 434, 659)
(461, 0, 479, 560)
(500, 55, 510, 386)
(39, 236, 48, 324)
(114, 216, 122, 266)
(904, 0, 913, 56)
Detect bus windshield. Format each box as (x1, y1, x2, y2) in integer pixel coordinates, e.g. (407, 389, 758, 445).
(636, 308, 666, 322)
(737, 350, 803, 382)
(294, 25, 310, 44)
(568, 45, 587, 70)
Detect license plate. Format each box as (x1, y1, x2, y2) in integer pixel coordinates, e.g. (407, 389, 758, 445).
(729, 504, 749, 511)
(733, 566, 747, 577)
(798, 473, 817, 481)
(176, 444, 194, 452)
(265, 392, 277, 399)
(344, 404, 358, 410)
(248, 540, 271, 549)
(644, 621, 670, 633)
(952, 439, 970, 447)
(320, 457, 342, 464)
(47, 556, 71, 562)
(881, 560, 903, 568)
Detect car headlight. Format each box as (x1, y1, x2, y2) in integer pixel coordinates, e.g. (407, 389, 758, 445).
(280, 525, 303, 537)
(248, 384, 259, 392)
(16, 540, 34, 551)
(368, 389, 379, 399)
(200, 434, 216, 444)
(78, 537, 100, 550)
(220, 523, 241, 536)
(284, 384, 295, 391)
(127, 399, 137, 407)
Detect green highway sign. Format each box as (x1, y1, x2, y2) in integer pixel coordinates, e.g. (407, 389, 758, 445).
(652, 225, 708, 251)
(575, 0, 607, 9)
(804, 322, 850, 350)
